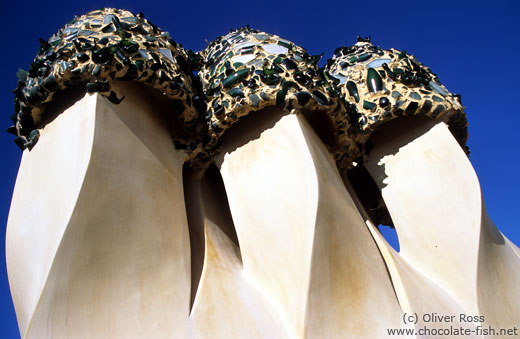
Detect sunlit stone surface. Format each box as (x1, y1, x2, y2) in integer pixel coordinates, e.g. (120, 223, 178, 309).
(364, 117, 520, 335)
(6, 8, 520, 339)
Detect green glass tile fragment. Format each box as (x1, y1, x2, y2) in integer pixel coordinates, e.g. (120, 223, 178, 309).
(357, 53, 371, 62)
(405, 101, 418, 114)
(379, 97, 389, 107)
(276, 90, 286, 107)
(367, 68, 383, 92)
(346, 81, 360, 103)
(420, 100, 432, 114)
(222, 68, 249, 88)
(228, 88, 244, 98)
(295, 91, 311, 106)
(277, 40, 291, 49)
(312, 90, 329, 105)
(363, 100, 376, 110)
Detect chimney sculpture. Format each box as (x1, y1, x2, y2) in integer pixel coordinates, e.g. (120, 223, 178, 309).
(6, 8, 519, 338)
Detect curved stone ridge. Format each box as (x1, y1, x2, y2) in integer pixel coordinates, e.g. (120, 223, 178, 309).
(10, 8, 201, 151)
(198, 27, 351, 149)
(326, 39, 468, 158)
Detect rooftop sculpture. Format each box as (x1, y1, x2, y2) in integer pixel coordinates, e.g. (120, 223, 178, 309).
(6, 8, 519, 339)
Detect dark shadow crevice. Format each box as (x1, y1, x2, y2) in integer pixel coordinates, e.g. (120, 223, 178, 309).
(346, 164, 394, 228)
(299, 108, 338, 150)
(182, 163, 205, 312)
(365, 115, 439, 160)
(183, 162, 241, 313)
(39, 81, 192, 142)
(39, 85, 86, 128)
(351, 116, 448, 252)
(200, 164, 241, 251)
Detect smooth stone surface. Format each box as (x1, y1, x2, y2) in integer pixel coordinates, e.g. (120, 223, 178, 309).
(218, 110, 405, 338)
(365, 117, 520, 331)
(6, 79, 518, 338)
(7, 83, 192, 338)
(366, 220, 478, 337)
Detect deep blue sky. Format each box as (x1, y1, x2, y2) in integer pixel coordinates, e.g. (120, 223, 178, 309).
(1, 0, 519, 337)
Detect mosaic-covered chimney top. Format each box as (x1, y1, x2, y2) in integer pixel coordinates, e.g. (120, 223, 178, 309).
(197, 27, 348, 147)
(326, 37, 467, 167)
(9, 8, 468, 169)
(10, 8, 202, 152)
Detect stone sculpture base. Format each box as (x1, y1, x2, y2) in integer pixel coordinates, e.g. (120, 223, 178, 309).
(6, 83, 520, 338)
